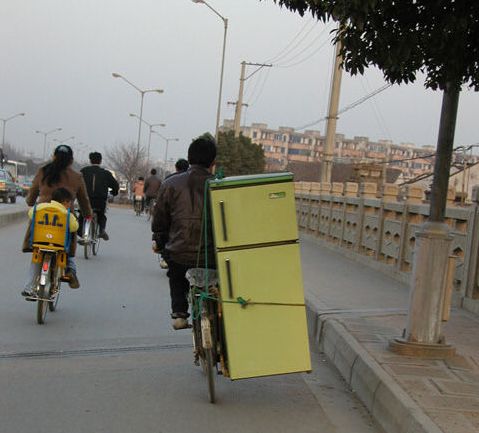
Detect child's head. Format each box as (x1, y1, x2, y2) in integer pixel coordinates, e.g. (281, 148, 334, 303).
(52, 187, 73, 207)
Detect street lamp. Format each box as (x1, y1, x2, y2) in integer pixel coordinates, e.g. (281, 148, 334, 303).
(53, 136, 75, 145)
(191, 0, 228, 142)
(158, 134, 179, 166)
(35, 127, 62, 160)
(112, 73, 164, 154)
(1, 113, 26, 167)
(129, 113, 166, 165)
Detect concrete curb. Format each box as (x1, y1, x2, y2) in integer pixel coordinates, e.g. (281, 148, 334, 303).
(306, 302, 443, 433)
(0, 208, 27, 228)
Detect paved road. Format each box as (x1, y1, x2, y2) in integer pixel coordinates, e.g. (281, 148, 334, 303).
(0, 195, 25, 208)
(0, 207, 383, 433)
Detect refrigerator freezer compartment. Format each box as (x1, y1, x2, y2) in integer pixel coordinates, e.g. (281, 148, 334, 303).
(210, 181, 298, 249)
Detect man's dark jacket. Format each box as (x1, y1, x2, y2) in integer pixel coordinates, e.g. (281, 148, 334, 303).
(151, 165, 215, 267)
(80, 165, 119, 209)
(144, 175, 162, 198)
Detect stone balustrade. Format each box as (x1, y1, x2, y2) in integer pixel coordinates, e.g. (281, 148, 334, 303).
(295, 182, 479, 313)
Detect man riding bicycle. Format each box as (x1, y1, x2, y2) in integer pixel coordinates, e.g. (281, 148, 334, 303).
(80, 152, 119, 241)
(144, 168, 161, 210)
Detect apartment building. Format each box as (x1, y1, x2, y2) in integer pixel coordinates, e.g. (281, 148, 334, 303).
(223, 120, 437, 181)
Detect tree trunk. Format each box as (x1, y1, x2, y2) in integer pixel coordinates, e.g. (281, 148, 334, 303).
(429, 84, 461, 221)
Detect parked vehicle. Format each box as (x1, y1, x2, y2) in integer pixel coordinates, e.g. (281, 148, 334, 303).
(0, 168, 17, 203)
(20, 180, 32, 197)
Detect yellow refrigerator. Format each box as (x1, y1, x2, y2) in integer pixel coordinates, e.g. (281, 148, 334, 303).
(209, 172, 311, 380)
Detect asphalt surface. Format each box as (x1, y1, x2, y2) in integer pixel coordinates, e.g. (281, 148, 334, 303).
(0, 206, 383, 433)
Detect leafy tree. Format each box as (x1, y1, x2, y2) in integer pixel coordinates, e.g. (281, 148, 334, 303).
(267, 0, 478, 221)
(269, 1, 478, 91)
(216, 131, 265, 176)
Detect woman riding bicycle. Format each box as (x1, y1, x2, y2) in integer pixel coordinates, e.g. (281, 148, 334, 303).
(22, 144, 92, 289)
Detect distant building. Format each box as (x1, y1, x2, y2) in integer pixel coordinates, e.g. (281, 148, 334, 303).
(221, 121, 446, 182)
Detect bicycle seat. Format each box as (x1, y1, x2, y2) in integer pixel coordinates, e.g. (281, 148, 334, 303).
(186, 268, 218, 288)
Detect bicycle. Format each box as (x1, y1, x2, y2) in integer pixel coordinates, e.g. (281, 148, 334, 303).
(82, 212, 101, 259)
(25, 205, 71, 324)
(187, 268, 226, 404)
(145, 197, 156, 221)
(133, 196, 143, 216)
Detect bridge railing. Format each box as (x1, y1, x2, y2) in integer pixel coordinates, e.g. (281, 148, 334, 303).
(295, 181, 479, 313)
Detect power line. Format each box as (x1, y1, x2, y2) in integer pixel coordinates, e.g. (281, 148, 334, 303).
(265, 19, 316, 64)
(274, 23, 333, 67)
(249, 67, 272, 106)
(293, 83, 393, 131)
(274, 37, 331, 69)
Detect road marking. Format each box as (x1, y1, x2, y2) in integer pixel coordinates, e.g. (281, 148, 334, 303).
(0, 343, 192, 360)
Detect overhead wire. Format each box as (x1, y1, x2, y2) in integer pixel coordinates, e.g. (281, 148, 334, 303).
(249, 67, 272, 107)
(362, 76, 393, 141)
(292, 83, 393, 131)
(264, 18, 316, 64)
(274, 23, 334, 68)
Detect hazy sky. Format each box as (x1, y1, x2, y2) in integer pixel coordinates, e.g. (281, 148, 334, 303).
(1, 0, 478, 163)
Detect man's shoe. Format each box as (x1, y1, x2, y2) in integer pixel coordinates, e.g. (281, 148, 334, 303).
(99, 231, 109, 241)
(172, 317, 190, 330)
(65, 270, 80, 289)
(21, 289, 34, 298)
(78, 238, 86, 246)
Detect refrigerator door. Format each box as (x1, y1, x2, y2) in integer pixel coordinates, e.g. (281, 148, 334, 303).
(217, 243, 311, 380)
(210, 180, 298, 249)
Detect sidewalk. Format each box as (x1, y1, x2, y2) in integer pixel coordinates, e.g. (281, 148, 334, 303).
(0, 202, 27, 228)
(301, 234, 479, 433)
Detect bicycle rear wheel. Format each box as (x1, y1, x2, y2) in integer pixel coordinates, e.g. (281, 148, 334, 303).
(36, 282, 49, 324)
(83, 220, 92, 259)
(201, 307, 216, 404)
(48, 266, 61, 312)
(92, 217, 100, 256)
(204, 347, 216, 403)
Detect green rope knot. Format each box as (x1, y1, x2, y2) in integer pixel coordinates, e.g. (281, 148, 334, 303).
(215, 168, 225, 180)
(236, 297, 251, 308)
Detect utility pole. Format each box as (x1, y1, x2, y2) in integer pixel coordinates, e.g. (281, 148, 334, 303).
(321, 40, 343, 183)
(232, 61, 272, 137)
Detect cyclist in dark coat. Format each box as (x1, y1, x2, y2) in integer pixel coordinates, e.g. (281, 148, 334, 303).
(80, 152, 119, 240)
(151, 136, 216, 330)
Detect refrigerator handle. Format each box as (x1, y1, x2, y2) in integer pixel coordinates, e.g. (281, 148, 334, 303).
(225, 259, 233, 299)
(219, 200, 228, 242)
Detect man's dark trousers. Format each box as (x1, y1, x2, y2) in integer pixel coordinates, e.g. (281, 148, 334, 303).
(166, 260, 190, 317)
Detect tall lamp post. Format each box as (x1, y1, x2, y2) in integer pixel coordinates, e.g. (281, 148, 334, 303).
(1, 112, 25, 167)
(53, 136, 75, 146)
(112, 73, 164, 154)
(35, 128, 62, 160)
(191, 0, 228, 141)
(158, 134, 179, 166)
(129, 113, 166, 165)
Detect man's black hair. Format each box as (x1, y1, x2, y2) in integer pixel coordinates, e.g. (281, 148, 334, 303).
(150, 168, 157, 175)
(175, 158, 189, 172)
(187, 134, 217, 168)
(52, 187, 73, 204)
(89, 152, 102, 164)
